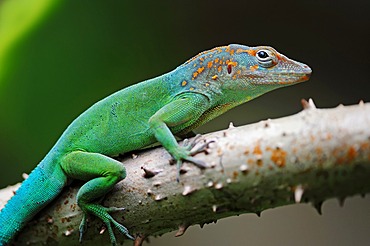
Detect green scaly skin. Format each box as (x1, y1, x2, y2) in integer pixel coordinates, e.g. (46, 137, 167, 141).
(0, 44, 311, 245)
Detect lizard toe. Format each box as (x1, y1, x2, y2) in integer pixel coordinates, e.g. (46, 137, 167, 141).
(79, 203, 133, 244)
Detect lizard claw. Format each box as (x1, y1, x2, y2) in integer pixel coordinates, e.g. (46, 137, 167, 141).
(79, 204, 134, 245)
(182, 134, 213, 155)
(175, 134, 213, 182)
(106, 207, 126, 213)
(79, 213, 87, 243)
(181, 134, 202, 150)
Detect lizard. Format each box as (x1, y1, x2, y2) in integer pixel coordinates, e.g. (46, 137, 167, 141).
(0, 44, 311, 245)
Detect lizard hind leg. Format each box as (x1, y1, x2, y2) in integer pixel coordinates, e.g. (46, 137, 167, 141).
(60, 151, 134, 244)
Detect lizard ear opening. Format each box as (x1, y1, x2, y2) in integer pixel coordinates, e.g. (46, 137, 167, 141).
(227, 64, 232, 74)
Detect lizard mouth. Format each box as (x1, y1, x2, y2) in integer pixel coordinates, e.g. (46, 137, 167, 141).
(249, 72, 311, 85)
(278, 72, 311, 84)
(249, 61, 312, 85)
(259, 63, 312, 85)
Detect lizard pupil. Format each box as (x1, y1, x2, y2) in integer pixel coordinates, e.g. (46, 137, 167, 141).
(257, 51, 268, 59)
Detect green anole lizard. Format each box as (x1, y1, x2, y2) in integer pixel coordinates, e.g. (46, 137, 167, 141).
(0, 44, 311, 245)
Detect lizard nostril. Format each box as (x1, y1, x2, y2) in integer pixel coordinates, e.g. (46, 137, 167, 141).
(304, 66, 312, 75)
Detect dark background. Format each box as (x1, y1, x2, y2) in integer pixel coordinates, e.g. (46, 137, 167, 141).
(0, 0, 369, 245)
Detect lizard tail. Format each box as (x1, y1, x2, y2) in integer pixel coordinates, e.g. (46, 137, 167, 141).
(0, 154, 67, 245)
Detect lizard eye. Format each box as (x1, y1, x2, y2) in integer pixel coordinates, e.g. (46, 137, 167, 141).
(257, 50, 268, 59)
(256, 49, 274, 68)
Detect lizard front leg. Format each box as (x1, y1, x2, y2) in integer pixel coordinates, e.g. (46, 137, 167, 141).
(148, 93, 210, 180)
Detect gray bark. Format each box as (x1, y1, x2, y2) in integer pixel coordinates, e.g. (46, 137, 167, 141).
(1, 100, 369, 245)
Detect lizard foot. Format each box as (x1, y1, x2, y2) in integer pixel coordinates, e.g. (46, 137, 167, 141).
(183, 134, 213, 156)
(174, 134, 213, 181)
(79, 204, 134, 245)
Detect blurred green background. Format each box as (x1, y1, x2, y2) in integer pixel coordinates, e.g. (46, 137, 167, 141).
(0, 0, 369, 245)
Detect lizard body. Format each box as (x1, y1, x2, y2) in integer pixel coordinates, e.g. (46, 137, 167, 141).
(0, 44, 311, 245)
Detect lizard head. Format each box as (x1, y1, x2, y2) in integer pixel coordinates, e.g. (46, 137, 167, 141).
(177, 44, 311, 104)
(226, 45, 312, 85)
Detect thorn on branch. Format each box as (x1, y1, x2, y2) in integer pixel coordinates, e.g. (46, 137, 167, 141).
(293, 184, 304, 203)
(338, 197, 346, 207)
(99, 225, 106, 235)
(141, 166, 161, 178)
(312, 201, 323, 215)
(239, 164, 249, 174)
(175, 224, 189, 237)
(182, 185, 197, 196)
(64, 228, 73, 236)
(134, 234, 147, 246)
(228, 122, 235, 129)
(301, 98, 316, 110)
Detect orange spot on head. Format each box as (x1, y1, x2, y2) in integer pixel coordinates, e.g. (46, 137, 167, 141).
(215, 58, 219, 63)
(189, 87, 195, 91)
(212, 75, 218, 80)
(249, 64, 259, 71)
(205, 82, 210, 87)
(230, 49, 235, 55)
(276, 53, 287, 61)
(184, 46, 229, 65)
(207, 61, 213, 68)
(197, 67, 205, 74)
(227, 61, 238, 67)
(235, 48, 256, 56)
(181, 81, 187, 86)
(193, 67, 205, 79)
(247, 50, 257, 56)
(217, 66, 222, 72)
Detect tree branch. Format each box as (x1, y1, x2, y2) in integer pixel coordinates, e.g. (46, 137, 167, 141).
(1, 100, 369, 245)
